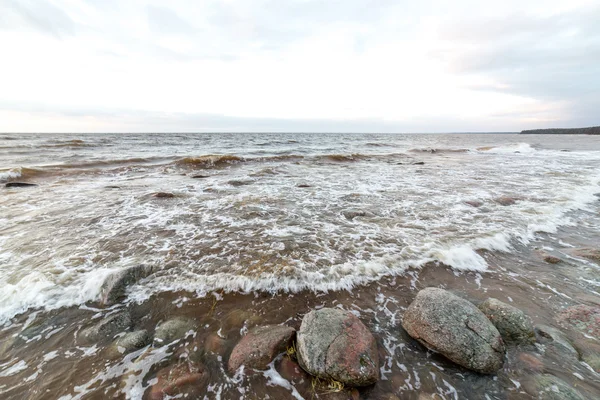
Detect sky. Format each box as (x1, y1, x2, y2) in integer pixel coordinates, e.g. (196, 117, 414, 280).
(0, 0, 598, 133)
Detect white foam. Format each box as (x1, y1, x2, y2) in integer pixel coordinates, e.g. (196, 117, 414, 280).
(0, 168, 22, 183)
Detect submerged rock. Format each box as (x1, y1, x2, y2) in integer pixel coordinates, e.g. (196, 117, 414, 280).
(478, 298, 535, 344)
(5, 182, 38, 188)
(572, 248, 600, 263)
(465, 200, 483, 207)
(342, 209, 373, 220)
(535, 325, 578, 359)
(112, 330, 151, 354)
(154, 317, 196, 345)
(153, 192, 175, 198)
(227, 325, 295, 372)
(147, 361, 208, 400)
(402, 288, 505, 374)
(81, 311, 132, 342)
(494, 196, 519, 206)
(557, 304, 600, 337)
(99, 265, 152, 306)
(525, 374, 585, 400)
(297, 308, 379, 387)
(543, 255, 562, 264)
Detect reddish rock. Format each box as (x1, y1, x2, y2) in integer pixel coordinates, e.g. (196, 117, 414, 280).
(557, 304, 600, 337)
(297, 308, 379, 387)
(227, 325, 295, 373)
(278, 357, 310, 383)
(517, 352, 544, 372)
(465, 200, 483, 207)
(147, 361, 208, 400)
(204, 332, 227, 355)
(543, 255, 561, 264)
(572, 248, 600, 263)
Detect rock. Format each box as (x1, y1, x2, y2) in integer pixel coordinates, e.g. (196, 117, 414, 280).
(154, 318, 196, 345)
(81, 311, 132, 342)
(516, 352, 544, 372)
(228, 325, 295, 372)
(465, 200, 483, 207)
(296, 183, 311, 188)
(543, 255, 562, 264)
(278, 357, 310, 383)
(99, 265, 152, 306)
(319, 389, 360, 400)
(495, 196, 519, 206)
(5, 182, 38, 188)
(153, 192, 175, 198)
(557, 304, 600, 337)
(582, 353, 600, 372)
(204, 332, 227, 355)
(191, 174, 209, 179)
(297, 308, 379, 387)
(342, 210, 372, 220)
(112, 330, 151, 354)
(227, 179, 254, 186)
(147, 361, 208, 400)
(535, 325, 578, 359)
(572, 248, 600, 263)
(478, 298, 535, 344)
(402, 288, 505, 374)
(526, 374, 585, 400)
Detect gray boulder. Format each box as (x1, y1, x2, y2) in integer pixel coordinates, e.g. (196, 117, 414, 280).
(154, 318, 196, 345)
(297, 308, 379, 387)
(113, 330, 151, 354)
(99, 265, 152, 306)
(402, 288, 505, 373)
(478, 298, 535, 344)
(81, 311, 132, 342)
(227, 325, 295, 372)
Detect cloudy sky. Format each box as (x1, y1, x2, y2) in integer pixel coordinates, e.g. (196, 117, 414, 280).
(0, 0, 598, 132)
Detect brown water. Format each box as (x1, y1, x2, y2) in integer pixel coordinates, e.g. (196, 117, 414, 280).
(1, 133, 600, 399)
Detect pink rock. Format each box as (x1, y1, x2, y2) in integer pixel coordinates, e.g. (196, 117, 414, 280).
(557, 304, 600, 337)
(227, 325, 295, 373)
(147, 361, 208, 400)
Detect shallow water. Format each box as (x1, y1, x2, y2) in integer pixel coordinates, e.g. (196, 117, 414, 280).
(1, 133, 600, 399)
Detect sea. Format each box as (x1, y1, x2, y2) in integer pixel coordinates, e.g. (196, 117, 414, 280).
(1, 132, 599, 399)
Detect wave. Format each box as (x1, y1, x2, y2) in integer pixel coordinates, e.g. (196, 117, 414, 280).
(0, 167, 46, 183)
(409, 147, 469, 154)
(476, 143, 536, 154)
(175, 155, 244, 167)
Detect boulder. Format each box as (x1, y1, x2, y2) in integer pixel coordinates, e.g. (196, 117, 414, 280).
(81, 311, 132, 342)
(147, 361, 208, 400)
(297, 308, 379, 387)
(99, 265, 152, 306)
(154, 318, 196, 345)
(227, 325, 295, 372)
(112, 330, 151, 354)
(478, 298, 535, 344)
(557, 304, 600, 337)
(525, 374, 585, 400)
(402, 288, 505, 373)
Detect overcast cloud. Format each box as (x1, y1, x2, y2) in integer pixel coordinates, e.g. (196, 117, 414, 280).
(0, 0, 598, 132)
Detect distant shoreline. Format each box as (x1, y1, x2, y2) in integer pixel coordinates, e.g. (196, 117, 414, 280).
(521, 126, 600, 135)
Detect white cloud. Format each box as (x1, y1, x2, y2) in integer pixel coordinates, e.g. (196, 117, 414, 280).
(0, 0, 597, 132)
